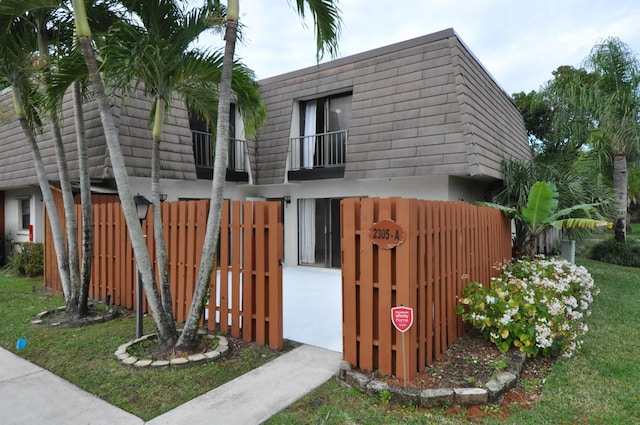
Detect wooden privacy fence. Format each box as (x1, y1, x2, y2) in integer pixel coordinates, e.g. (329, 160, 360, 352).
(341, 197, 511, 381)
(45, 189, 283, 349)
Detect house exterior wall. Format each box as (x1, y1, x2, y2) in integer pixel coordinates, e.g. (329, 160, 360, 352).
(3, 187, 44, 258)
(246, 175, 489, 268)
(449, 38, 532, 179)
(0, 29, 531, 270)
(0, 86, 198, 190)
(254, 28, 530, 186)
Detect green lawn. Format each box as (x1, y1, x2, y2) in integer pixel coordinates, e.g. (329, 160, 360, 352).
(0, 274, 283, 421)
(2, 254, 639, 424)
(266, 257, 640, 424)
(587, 222, 640, 240)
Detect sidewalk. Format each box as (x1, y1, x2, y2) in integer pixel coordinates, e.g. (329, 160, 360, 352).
(0, 345, 341, 425)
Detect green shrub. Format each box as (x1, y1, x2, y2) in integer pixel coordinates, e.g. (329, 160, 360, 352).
(589, 239, 640, 267)
(6, 242, 44, 277)
(457, 257, 598, 358)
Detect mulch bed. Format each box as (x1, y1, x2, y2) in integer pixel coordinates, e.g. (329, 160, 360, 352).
(363, 328, 556, 420)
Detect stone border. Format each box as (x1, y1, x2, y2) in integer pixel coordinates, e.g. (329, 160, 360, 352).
(114, 333, 229, 368)
(31, 305, 118, 328)
(337, 350, 526, 408)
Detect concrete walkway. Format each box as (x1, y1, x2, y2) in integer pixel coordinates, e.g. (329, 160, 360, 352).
(0, 345, 341, 425)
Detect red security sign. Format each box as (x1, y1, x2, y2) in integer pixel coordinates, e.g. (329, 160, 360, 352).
(368, 219, 406, 249)
(391, 306, 414, 333)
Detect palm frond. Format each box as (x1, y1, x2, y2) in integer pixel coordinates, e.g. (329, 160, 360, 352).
(293, 0, 342, 61)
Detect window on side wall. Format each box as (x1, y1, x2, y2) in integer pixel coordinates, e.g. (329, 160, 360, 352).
(20, 198, 30, 230)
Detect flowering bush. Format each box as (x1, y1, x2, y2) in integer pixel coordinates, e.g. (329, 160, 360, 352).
(457, 257, 598, 358)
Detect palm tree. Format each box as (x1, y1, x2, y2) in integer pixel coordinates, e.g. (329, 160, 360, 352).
(497, 158, 616, 255)
(0, 15, 73, 300)
(99, 0, 266, 347)
(582, 38, 640, 242)
(70, 0, 181, 347)
(69, 0, 341, 350)
(482, 181, 610, 258)
(0, 0, 122, 317)
(176, 0, 342, 349)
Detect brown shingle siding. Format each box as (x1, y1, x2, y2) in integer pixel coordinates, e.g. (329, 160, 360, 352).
(0, 84, 197, 188)
(237, 29, 529, 186)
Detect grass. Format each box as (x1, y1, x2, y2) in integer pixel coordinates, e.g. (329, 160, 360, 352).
(266, 256, 640, 424)
(2, 250, 639, 423)
(0, 273, 283, 421)
(585, 222, 640, 241)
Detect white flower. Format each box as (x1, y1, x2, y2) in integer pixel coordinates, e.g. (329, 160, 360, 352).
(547, 298, 564, 316)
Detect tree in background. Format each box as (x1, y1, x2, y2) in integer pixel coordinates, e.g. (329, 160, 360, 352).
(510, 38, 640, 246)
(482, 181, 610, 258)
(583, 38, 640, 242)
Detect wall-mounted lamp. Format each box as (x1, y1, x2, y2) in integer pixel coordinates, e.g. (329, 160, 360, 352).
(283, 195, 291, 205)
(133, 194, 151, 222)
(160, 193, 168, 202)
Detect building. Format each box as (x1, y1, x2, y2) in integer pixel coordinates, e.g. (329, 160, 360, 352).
(0, 28, 530, 268)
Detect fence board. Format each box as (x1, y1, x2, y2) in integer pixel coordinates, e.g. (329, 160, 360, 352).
(342, 197, 511, 381)
(377, 199, 393, 375)
(359, 197, 376, 372)
(267, 202, 284, 348)
(341, 199, 359, 368)
(230, 202, 242, 338)
(240, 201, 254, 342)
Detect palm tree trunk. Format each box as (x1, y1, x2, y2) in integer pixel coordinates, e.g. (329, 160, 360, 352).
(75, 30, 177, 347)
(72, 80, 93, 315)
(51, 124, 82, 317)
(176, 1, 238, 350)
(613, 154, 628, 242)
(152, 96, 174, 319)
(13, 85, 72, 300)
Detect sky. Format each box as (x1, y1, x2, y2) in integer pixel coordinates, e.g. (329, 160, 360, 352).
(196, 0, 640, 96)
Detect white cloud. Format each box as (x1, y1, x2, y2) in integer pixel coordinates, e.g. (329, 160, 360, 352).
(196, 0, 640, 95)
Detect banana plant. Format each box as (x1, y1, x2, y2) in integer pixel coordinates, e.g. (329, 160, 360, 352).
(479, 181, 611, 258)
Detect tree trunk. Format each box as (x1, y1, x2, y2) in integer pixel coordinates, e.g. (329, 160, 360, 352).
(72, 81, 93, 316)
(51, 124, 82, 317)
(151, 96, 174, 319)
(76, 35, 178, 346)
(176, 5, 238, 350)
(14, 108, 71, 300)
(613, 154, 627, 242)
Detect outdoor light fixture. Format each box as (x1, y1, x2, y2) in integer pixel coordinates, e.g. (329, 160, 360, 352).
(132, 194, 150, 338)
(133, 194, 151, 222)
(284, 195, 291, 204)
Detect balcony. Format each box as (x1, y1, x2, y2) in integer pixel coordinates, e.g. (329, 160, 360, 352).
(288, 130, 347, 180)
(192, 130, 249, 182)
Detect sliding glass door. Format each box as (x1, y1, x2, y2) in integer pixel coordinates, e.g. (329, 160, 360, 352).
(298, 198, 341, 268)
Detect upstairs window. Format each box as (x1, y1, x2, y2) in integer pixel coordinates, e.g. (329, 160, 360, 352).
(190, 104, 249, 181)
(289, 93, 352, 179)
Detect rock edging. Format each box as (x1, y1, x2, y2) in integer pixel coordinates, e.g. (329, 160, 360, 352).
(32, 305, 118, 328)
(337, 351, 527, 408)
(114, 333, 229, 368)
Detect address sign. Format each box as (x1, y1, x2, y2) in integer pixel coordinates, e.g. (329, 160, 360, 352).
(368, 219, 406, 249)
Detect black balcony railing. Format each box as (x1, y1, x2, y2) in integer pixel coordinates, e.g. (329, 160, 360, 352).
(288, 129, 347, 171)
(192, 130, 248, 172)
